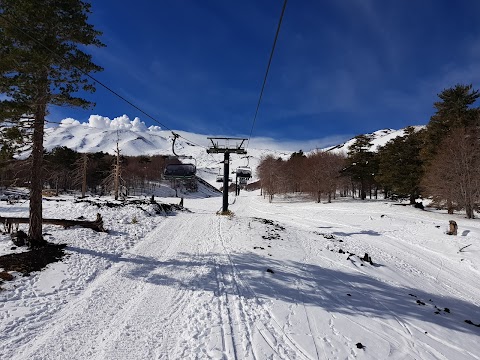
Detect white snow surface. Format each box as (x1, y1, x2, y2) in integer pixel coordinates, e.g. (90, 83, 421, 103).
(1, 191, 479, 359)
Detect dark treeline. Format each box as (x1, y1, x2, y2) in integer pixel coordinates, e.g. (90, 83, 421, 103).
(257, 84, 480, 219)
(0, 149, 173, 197)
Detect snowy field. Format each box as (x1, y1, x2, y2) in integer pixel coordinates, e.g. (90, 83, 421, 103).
(1, 190, 479, 359)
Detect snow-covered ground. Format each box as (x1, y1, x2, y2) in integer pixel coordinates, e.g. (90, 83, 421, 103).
(1, 191, 479, 359)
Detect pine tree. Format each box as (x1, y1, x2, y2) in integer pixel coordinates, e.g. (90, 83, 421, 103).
(422, 84, 480, 162)
(0, 0, 104, 245)
(44, 146, 79, 194)
(376, 127, 424, 204)
(345, 135, 376, 200)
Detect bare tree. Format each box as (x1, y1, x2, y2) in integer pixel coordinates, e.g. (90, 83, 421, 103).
(257, 155, 284, 202)
(71, 153, 89, 197)
(303, 151, 345, 203)
(422, 127, 480, 218)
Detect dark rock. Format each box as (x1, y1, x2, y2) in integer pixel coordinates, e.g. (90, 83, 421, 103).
(362, 253, 373, 265)
(414, 202, 424, 210)
(465, 320, 480, 327)
(266, 268, 274, 274)
(356, 342, 365, 349)
(416, 300, 426, 305)
(11, 230, 28, 247)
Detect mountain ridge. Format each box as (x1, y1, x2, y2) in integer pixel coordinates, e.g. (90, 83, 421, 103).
(40, 123, 423, 185)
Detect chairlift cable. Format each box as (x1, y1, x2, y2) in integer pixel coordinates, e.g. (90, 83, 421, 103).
(246, 0, 288, 151)
(0, 13, 207, 150)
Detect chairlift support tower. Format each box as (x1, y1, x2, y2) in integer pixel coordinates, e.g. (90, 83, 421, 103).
(207, 137, 247, 212)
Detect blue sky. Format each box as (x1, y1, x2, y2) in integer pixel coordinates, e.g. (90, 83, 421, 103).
(50, 0, 480, 148)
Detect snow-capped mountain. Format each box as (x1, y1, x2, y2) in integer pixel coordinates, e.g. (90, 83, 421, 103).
(42, 117, 423, 185)
(43, 121, 291, 186)
(324, 126, 425, 155)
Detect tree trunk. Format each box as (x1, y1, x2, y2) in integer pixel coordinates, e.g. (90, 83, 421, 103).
(114, 141, 120, 200)
(360, 180, 366, 200)
(466, 203, 474, 219)
(409, 193, 416, 205)
(2, 214, 106, 233)
(447, 199, 454, 214)
(81, 153, 88, 197)
(29, 100, 47, 245)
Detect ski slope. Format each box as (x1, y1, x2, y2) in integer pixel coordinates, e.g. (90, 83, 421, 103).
(1, 191, 479, 359)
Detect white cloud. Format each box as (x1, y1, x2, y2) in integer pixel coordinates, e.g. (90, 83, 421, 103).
(59, 118, 81, 127)
(130, 117, 148, 132)
(67, 114, 157, 132)
(148, 125, 162, 132)
(87, 114, 111, 129)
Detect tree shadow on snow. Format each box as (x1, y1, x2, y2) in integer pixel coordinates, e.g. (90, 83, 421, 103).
(120, 251, 480, 336)
(333, 230, 381, 237)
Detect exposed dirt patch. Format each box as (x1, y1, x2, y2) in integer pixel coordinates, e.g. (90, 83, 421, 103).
(0, 243, 67, 275)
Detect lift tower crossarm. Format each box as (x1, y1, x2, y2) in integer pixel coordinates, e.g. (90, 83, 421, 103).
(206, 137, 248, 154)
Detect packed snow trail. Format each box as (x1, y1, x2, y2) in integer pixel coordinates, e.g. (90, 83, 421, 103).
(1, 192, 480, 359)
(6, 210, 312, 359)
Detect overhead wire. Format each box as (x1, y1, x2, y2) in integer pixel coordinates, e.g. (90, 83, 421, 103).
(246, 0, 288, 150)
(0, 12, 207, 150)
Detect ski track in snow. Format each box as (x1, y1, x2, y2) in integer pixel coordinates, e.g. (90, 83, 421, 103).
(1, 192, 480, 359)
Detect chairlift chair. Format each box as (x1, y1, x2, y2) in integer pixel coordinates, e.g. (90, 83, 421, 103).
(163, 131, 197, 180)
(236, 166, 252, 179)
(163, 163, 196, 180)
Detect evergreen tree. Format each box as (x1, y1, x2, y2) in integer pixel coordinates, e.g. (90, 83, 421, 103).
(0, 0, 104, 245)
(345, 134, 376, 200)
(422, 84, 480, 162)
(44, 146, 79, 194)
(376, 127, 424, 204)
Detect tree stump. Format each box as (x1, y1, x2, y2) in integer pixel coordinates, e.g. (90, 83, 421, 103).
(447, 220, 458, 235)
